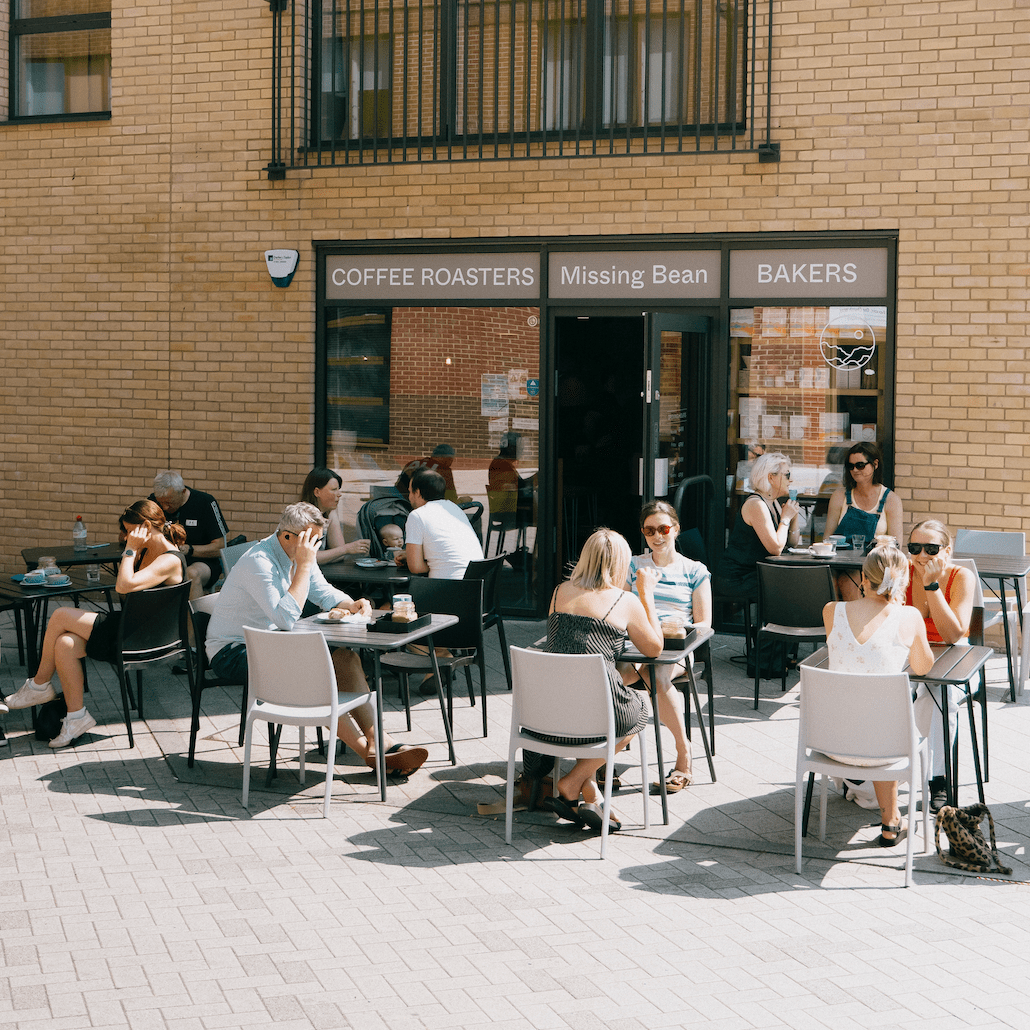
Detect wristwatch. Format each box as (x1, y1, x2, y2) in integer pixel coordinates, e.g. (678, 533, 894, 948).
(121, 549, 136, 559)
(924, 581, 941, 592)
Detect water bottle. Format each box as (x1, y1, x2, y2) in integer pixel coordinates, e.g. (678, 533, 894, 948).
(72, 515, 88, 551)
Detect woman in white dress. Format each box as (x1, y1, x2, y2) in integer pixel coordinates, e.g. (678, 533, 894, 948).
(822, 544, 934, 845)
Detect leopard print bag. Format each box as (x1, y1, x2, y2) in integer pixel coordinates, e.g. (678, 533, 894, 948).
(934, 803, 1012, 875)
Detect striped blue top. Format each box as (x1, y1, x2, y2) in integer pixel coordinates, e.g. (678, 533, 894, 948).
(627, 552, 711, 621)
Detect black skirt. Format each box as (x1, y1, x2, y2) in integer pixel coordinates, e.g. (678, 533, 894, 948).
(85, 612, 122, 663)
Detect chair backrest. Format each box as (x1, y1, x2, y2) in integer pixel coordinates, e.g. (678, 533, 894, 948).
(951, 558, 986, 643)
(463, 553, 504, 618)
(757, 561, 836, 629)
(459, 500, 485, 542)
(798, 665, 916, 763)
(510, 646, 613, 739)
(220, 539, 252, 575)
(117, 581, 192, 663)
(954, 529, 1025, 556)
(408, 577, 484, 651)
(243, 626, 338, 709)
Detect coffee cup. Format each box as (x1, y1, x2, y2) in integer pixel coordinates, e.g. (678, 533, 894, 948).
(811, 542, 835, 556)
(23, 572, 46, 585)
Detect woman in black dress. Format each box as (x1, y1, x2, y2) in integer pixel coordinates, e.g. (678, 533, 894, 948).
(540, 528, 663, 831)
(4, 500, 187, 748)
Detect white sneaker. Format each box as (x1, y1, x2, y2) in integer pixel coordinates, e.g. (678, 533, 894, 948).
(4, 679, 57, 710)
(0, 729, 8, 747)
(0, 697, 9, 714)
(48, 711, 97, 749)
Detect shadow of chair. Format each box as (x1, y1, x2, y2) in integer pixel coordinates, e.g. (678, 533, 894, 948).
(188, 593, 248, 767)
(107, 581, 194, 748)
(505, 646, 651, 859)
(754, 561, 836, 708)
(464, 553, 512, 691)
(241, 626, 380, 817)
(379, 578, 488, 737)
(796, 665, 930, 888)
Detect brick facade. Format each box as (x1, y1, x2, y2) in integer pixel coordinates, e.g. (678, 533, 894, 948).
(1, 0, 1028, 571)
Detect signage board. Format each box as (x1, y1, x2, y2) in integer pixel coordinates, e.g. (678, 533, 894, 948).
(326, 253, 540, 300)
(549, 251, 721, 299)
(729, 248, 889, 298)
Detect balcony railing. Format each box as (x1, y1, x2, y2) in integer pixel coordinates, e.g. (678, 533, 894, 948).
(266, 0, 776, 176)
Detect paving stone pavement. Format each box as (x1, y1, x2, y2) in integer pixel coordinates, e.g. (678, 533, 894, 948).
(3, 604, 1030, 1030)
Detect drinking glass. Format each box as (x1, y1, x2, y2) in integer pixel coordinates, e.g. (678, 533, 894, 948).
(788, 486, 798, 502)
(86, 564, 101, 584)
(851, 535, 866, 553)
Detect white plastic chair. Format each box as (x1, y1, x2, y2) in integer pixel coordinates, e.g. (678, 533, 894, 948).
(954, 529, 1024, 684)
(220, 539, 253, 576)
(505, 646, 650, 859)
(241, 627, 380, 817)
(795, 665, 930, 888)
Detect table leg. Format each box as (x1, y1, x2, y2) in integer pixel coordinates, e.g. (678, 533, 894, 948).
(426, 633, 457, 765)
(998, 577, 1017, 702)
(372, 651, 386, 801)
(940, 683, 956, 807)
(683, 660, 716, 782)
(645, 664, 669, 826)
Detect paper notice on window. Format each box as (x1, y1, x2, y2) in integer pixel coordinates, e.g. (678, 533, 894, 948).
(508, 369, 528, 399)
(481, 374, 509, 418)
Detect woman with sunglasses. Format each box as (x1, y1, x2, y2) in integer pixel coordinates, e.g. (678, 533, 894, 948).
(823, 443, 904, 599)
(905, 518, 975, 812)
(2, 501, 187, 748)
(618, 501, 712, 793)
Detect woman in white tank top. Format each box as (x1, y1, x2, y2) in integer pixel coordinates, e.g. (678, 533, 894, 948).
(821, 545, 933, 846)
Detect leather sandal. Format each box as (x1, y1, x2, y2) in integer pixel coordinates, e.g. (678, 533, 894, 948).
(876, 819, 907, 848)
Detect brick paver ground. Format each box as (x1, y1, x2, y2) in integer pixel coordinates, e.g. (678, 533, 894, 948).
(3, 603, 1030, 1030)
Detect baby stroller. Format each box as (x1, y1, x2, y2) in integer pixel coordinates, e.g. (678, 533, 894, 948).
(356, 495, 412, 559)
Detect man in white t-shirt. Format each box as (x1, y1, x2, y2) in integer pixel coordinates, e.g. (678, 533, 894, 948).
(400, 468, 483, 579)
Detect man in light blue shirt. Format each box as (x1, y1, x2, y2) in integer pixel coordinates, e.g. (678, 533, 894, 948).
(207, 502, 427, 775)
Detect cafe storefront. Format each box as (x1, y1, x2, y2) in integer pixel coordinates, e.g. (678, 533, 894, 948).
(315, 232, 896, 614)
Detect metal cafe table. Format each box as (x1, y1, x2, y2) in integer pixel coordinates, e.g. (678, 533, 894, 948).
(321, 556, 412, 600)
(23, 542, 125, 574)
(802, 642, 994, 809)
(619, 626, 717, 825)
(291, 610, 460, 798)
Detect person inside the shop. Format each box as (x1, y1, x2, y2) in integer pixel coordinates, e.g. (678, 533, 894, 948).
(822, 442, 905, 599)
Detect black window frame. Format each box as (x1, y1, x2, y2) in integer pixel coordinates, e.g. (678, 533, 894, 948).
(9, 4, 113, 123)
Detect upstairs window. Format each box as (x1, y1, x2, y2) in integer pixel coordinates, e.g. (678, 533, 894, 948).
(11, 0, 111, 119)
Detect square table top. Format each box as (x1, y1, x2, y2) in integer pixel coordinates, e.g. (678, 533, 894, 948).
(0, 567, 117, 606)
(291, 610, 458, 649)
(22, 543, 125, 570)
(802, 642, 993, 685)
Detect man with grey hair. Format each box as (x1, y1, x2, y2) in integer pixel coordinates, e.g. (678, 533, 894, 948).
(150, 470, 229, 601)
(206, 502, 427, 775)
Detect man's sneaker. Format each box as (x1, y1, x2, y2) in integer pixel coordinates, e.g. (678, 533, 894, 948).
(48, 711, 97, 749)
(0, 728, 8, 747)
(4, 679, 57, 710)
(0, 696, 9, 714)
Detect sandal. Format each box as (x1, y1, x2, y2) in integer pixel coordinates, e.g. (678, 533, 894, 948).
(595, 766, 622, 791)
(650, 768, 693, 795)
(577, 802, 621, 833)
(365, 743, 429, 775)
(543, 793, 585, 826)
(876, 819, 907, 848)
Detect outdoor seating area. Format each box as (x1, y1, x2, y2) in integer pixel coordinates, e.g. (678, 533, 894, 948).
(2, 591, 1027, 884)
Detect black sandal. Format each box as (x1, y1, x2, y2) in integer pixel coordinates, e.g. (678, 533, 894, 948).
(544, 794, 585, 826)
(876, 819, 907, 848)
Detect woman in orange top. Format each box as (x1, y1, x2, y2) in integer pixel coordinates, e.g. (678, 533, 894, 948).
(905, 518, 975, 812)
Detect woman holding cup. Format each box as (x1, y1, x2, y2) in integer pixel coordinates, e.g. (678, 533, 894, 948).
(619, 501, 711, 793)
(823, 442, 904, 598)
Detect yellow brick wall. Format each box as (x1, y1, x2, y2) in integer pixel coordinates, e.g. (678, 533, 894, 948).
(1, 0, 1028, 571)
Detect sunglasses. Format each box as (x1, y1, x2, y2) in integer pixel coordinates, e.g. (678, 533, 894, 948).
(643, 524, 674, 538)
(846, 460, 871, 471)
(907, 542, 942, 556)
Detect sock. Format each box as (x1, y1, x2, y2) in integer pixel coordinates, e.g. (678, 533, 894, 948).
(67, 707, 86, 720)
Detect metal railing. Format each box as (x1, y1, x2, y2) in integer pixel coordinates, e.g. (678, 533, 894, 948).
(266, 0, 775, 176)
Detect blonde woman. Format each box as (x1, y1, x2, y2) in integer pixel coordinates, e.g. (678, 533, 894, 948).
(905, 518, 976, 812)
(536, 528, 663, 833)
(823, 544, 933, 845)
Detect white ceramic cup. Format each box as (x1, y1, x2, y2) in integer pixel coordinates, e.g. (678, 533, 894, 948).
(811, 542, 835, 556)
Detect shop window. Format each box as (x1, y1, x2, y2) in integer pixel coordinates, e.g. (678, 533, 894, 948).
(728, 306, 888, 538)
(11, 0, 111, 119)
(319, 31, 392, 142)
(320, 303, 542, 611)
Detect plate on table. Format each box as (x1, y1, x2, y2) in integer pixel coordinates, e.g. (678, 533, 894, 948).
(788, 547, 812, 555)
(355, 558, 391, 569)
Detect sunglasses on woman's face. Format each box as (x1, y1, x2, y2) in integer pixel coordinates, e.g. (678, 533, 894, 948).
(908, 542, 942, 556)
(847, 460, 871, 471)
(643, 524, 674, 538)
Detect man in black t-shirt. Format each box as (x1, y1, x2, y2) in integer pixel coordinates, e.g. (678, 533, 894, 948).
(150, 470, 229, 600)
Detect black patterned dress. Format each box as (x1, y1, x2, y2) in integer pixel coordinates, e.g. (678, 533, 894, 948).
(527, 591, 649, 745)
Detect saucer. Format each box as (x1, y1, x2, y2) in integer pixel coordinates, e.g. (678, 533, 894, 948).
(44, 576, 73, 587)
